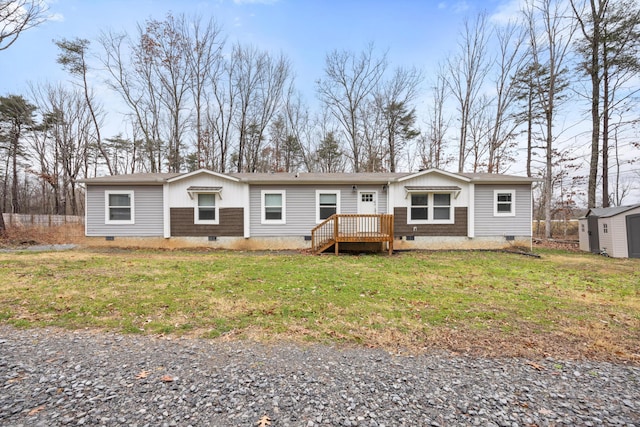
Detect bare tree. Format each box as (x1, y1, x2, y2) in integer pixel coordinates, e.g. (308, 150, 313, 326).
(55, 37, 113, 175)
(486, 21, 526, 173)
(230, 44, 291, 172)
(376, 67, 422, 172)
(99, 29, 165, 173)
(29, 83, 94, 215)
(283, 89, 315, 172)
(421, 70, 452, 170)
(571, 0, 605, 208)
(523, 0, 574, 238)
(206, 53, 237, 172)
(445, 12, 492, 173)
(316, 43, 387, 172)
(139, 14, 191, 172)
(181, 15, 224, 170)
(0, 0, 47, 51)
(572, 0, 640, 207)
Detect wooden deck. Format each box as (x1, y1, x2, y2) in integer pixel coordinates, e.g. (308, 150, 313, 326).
(311, 214, 394, 255)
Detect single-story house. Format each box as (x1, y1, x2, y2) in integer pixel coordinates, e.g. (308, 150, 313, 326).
(80, 168, 537, 252)
(578, 204, 640, 258)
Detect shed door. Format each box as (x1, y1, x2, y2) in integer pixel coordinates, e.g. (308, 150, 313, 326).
(626, 214, 640, 258)
(588, 215, 600, 253)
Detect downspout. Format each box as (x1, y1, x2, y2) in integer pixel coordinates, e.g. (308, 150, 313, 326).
(243, 183, 251, 238)
(163, 183, 171, 239)
(530, 185, 534, 252)
(83, 184, 88, 237)
(467, 183, 475, 238)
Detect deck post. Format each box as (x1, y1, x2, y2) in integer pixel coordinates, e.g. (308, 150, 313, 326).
(334, 215, 339, 255)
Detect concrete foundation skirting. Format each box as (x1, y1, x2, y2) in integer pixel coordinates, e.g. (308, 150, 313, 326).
(84, 235, 532, 252)
(84, 236, 312, 250)
(393, 235, 532, 251)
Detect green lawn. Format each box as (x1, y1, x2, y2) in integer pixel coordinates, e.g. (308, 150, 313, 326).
(1, 248, 638, 361)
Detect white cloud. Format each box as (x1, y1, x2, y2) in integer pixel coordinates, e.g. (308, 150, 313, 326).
(490, 0, 525, 25)
(436, 1, 468, 13)
(48, 12, 64, 22)
(452, 1, 470, 13)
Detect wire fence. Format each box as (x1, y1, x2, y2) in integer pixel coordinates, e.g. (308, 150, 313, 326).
(2, 213, 84, 227)
(1, 214, 85, 244)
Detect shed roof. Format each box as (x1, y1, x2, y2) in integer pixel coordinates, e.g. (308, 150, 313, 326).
(584, 203, 640, 218)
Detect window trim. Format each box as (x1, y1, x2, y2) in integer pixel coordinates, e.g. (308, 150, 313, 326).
(315, 190, 341, 223)
(603, 223, 608, 234)
(105, 190, 134, 225)
(494, 190, 516, 217)
(408, 192, 454, 224)
(261, 190, 286, 224)
(194, 193, 219, 225)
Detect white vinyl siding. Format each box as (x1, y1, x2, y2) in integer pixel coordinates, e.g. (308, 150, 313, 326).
(250, 185, 388, 236)
(474, 185, 531, 237)
(86, 185, 164, 236)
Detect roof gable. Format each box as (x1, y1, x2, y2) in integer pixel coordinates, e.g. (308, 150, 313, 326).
(397, 168, 471, 183)
(167, 168, 241, 183)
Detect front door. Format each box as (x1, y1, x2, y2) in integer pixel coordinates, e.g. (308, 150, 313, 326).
(627, 214, 640, 258)
(358, 191, 377, 232)
(588, 215, 600, 253)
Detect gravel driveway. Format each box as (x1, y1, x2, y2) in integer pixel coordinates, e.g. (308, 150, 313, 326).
(1, 326, 638, 427)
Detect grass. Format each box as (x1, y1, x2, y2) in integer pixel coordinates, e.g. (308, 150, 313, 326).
(0, 248, 638, 362)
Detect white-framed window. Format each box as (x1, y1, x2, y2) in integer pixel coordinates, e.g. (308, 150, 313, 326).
(494, 190, 516, 216)
(195, 193, 219, 225)
(261, 190, 286, 224)
(105, 190, 134, 224)
(409, 193, 453, 224)
(603, 223, 608, 234)
(316, 190, 340, 222)
(433, 193, 451, 220)
(410, 193, 429, 221)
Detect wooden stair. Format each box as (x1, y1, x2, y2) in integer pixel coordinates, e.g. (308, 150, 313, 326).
(311, 214, 394, 255)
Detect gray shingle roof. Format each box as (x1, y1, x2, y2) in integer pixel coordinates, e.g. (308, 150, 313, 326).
(228, 172, 409, 183)
(79, 173, 180, 185)
(79, 169, 538, 185)
(586, 204, 640, 218)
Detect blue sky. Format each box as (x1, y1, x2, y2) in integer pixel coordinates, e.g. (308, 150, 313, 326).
(4, 0, 638, 204)
(1, 0, 515, 102)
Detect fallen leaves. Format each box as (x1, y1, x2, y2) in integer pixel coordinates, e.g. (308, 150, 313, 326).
(135, 370, 150, 379)
(135, 370, 174, 383)
(257, 414, 271, 426)
(27, 405, 46, 416)
(526, 361, 545, 371)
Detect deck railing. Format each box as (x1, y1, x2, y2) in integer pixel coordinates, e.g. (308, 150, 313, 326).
(311, 214, 394, 255)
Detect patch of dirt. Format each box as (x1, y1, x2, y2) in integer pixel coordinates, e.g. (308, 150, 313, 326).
(533, 238, 581, 252)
